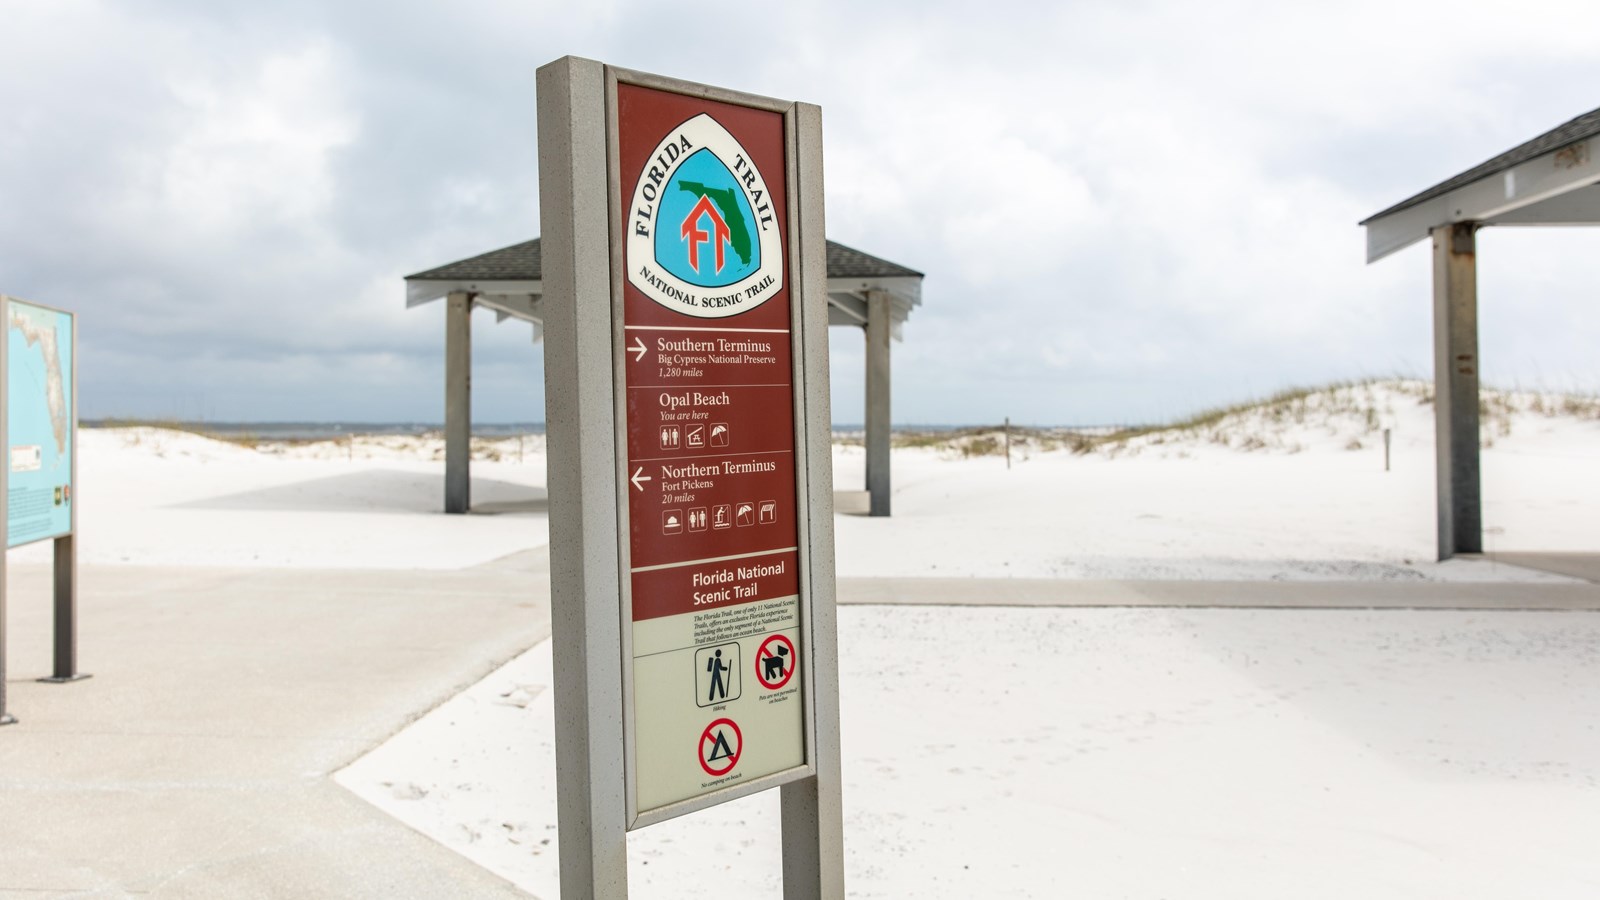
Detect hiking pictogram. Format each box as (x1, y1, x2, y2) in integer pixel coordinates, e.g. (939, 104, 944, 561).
(695, 643, 741, 707)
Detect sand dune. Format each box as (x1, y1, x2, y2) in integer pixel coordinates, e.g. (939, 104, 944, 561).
(47, 381, 1600, 578)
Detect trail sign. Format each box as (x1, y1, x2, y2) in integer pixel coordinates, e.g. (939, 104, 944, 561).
(0, 294, 87, 728)
(538, 57, 843, 897)
(5, 297, 74, 550)
(617, 79, 809, 817)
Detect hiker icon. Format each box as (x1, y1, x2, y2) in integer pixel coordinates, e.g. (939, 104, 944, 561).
(695, 643, 741, 707)
(706, 649, 730, 702)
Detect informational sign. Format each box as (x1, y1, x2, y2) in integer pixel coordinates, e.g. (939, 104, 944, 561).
(541, 59, 840, 893)
(5, 296, 74, 549)
(618, 83, 809, 818)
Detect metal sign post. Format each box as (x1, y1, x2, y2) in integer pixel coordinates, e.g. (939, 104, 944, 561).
(538, 56, 843, 898)
(1, 294, 88, 728)
(41, 303, 85, 684)
(1, 300, 10, 726)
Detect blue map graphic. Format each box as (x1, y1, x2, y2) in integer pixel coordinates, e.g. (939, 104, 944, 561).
(7, 297, 73, 548)
(656, 149, 761, 288)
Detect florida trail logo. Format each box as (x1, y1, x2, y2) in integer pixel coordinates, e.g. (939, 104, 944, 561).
(627, 114, 784, 318)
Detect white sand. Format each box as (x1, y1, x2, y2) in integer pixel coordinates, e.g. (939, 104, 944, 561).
(338, 607, 1600, 898)
(27, 381, 1600, 896)
(328, 381, 1599, 897)
(8, 427, 549, 569)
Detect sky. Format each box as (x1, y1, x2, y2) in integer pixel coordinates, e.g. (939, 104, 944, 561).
(4, 0, 1600, 426)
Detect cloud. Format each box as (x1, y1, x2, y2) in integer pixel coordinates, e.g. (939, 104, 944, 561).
(3, 0, 1600, 424)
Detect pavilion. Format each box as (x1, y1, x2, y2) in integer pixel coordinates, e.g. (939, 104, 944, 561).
(1362, 105, 1600, 560)
(406, 237, 922, 517)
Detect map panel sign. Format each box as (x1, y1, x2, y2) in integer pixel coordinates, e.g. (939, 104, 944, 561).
(616, 83, 807, 817)
(5, 296, 74, 549)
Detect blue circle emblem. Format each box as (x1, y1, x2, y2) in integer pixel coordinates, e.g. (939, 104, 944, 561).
(655, 149, 761, 288)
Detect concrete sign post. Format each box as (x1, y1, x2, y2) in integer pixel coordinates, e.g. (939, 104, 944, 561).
(1, 295, 86, 727)
(538, 56, 842, 897)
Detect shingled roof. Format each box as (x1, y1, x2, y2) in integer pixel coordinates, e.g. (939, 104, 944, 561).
(406, 237, 921, 283)
(825, 240, 922, 278)
(1361, 105, 1600, 225)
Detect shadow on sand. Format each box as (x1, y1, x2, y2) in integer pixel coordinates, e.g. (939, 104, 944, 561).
(173, 469, 548, 515)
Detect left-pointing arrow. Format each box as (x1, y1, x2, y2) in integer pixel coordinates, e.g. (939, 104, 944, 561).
(631, 467, 652, 492)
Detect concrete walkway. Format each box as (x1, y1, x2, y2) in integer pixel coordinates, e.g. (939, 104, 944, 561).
(837, 573, 1600, 610)
(4, 550, 1598, 897)
(1488, 551, 1600, 584)
(0, 559, 548, 898)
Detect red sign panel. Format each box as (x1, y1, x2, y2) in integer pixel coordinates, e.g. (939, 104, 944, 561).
(616, 83, 799, 622)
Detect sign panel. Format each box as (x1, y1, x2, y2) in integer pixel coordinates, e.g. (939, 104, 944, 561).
(5, 296, 74, 549)
(616, 83, 807, 817)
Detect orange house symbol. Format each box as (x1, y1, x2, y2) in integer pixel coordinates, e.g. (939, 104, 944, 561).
(680, 194, 731, 275)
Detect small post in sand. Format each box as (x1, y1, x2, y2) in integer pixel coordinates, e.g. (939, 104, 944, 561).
(1384, 427, 1391, 472)
(1004, 417, 1011, 469)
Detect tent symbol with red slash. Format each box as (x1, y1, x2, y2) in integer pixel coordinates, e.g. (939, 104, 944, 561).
(755, 634, 796, 690)
(699, 717, 743, 776)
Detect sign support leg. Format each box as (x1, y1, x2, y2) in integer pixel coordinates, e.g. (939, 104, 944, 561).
(1, 541, 13, 726)
(781, 97, 845, 898)
(39, 534, 89, 683)
(539, 54, 630, 899)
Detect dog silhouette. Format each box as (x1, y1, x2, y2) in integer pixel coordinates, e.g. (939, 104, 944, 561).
(763, 645, 790, 682)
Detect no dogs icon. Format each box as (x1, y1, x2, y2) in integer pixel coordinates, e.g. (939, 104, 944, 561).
(699, 717, 743, 776)
(755, 634, 795, 690)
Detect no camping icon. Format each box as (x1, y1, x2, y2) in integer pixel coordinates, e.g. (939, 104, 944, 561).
(699, 717, 743, 776)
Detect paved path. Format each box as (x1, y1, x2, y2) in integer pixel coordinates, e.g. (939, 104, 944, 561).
(1488, 551, 1600, 584)
(0, 559, 548, 898)
(837, 574, 1600, 610)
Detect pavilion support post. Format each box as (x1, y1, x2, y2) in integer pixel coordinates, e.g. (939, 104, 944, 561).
(1431, 222, 1482, 559)
(864, 290, 892, 517)
(445, 291, 472, 515)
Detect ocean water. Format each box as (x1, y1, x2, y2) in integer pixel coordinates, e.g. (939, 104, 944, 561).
(81, 420, 547, 441)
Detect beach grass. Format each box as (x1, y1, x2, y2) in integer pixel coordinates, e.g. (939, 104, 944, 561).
(91, 417, 266, 449)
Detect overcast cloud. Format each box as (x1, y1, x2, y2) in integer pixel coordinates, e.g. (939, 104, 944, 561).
(3, 0, 1600, 425)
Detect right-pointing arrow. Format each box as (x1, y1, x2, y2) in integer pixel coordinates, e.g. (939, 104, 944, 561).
(629, 336, 647, 362)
